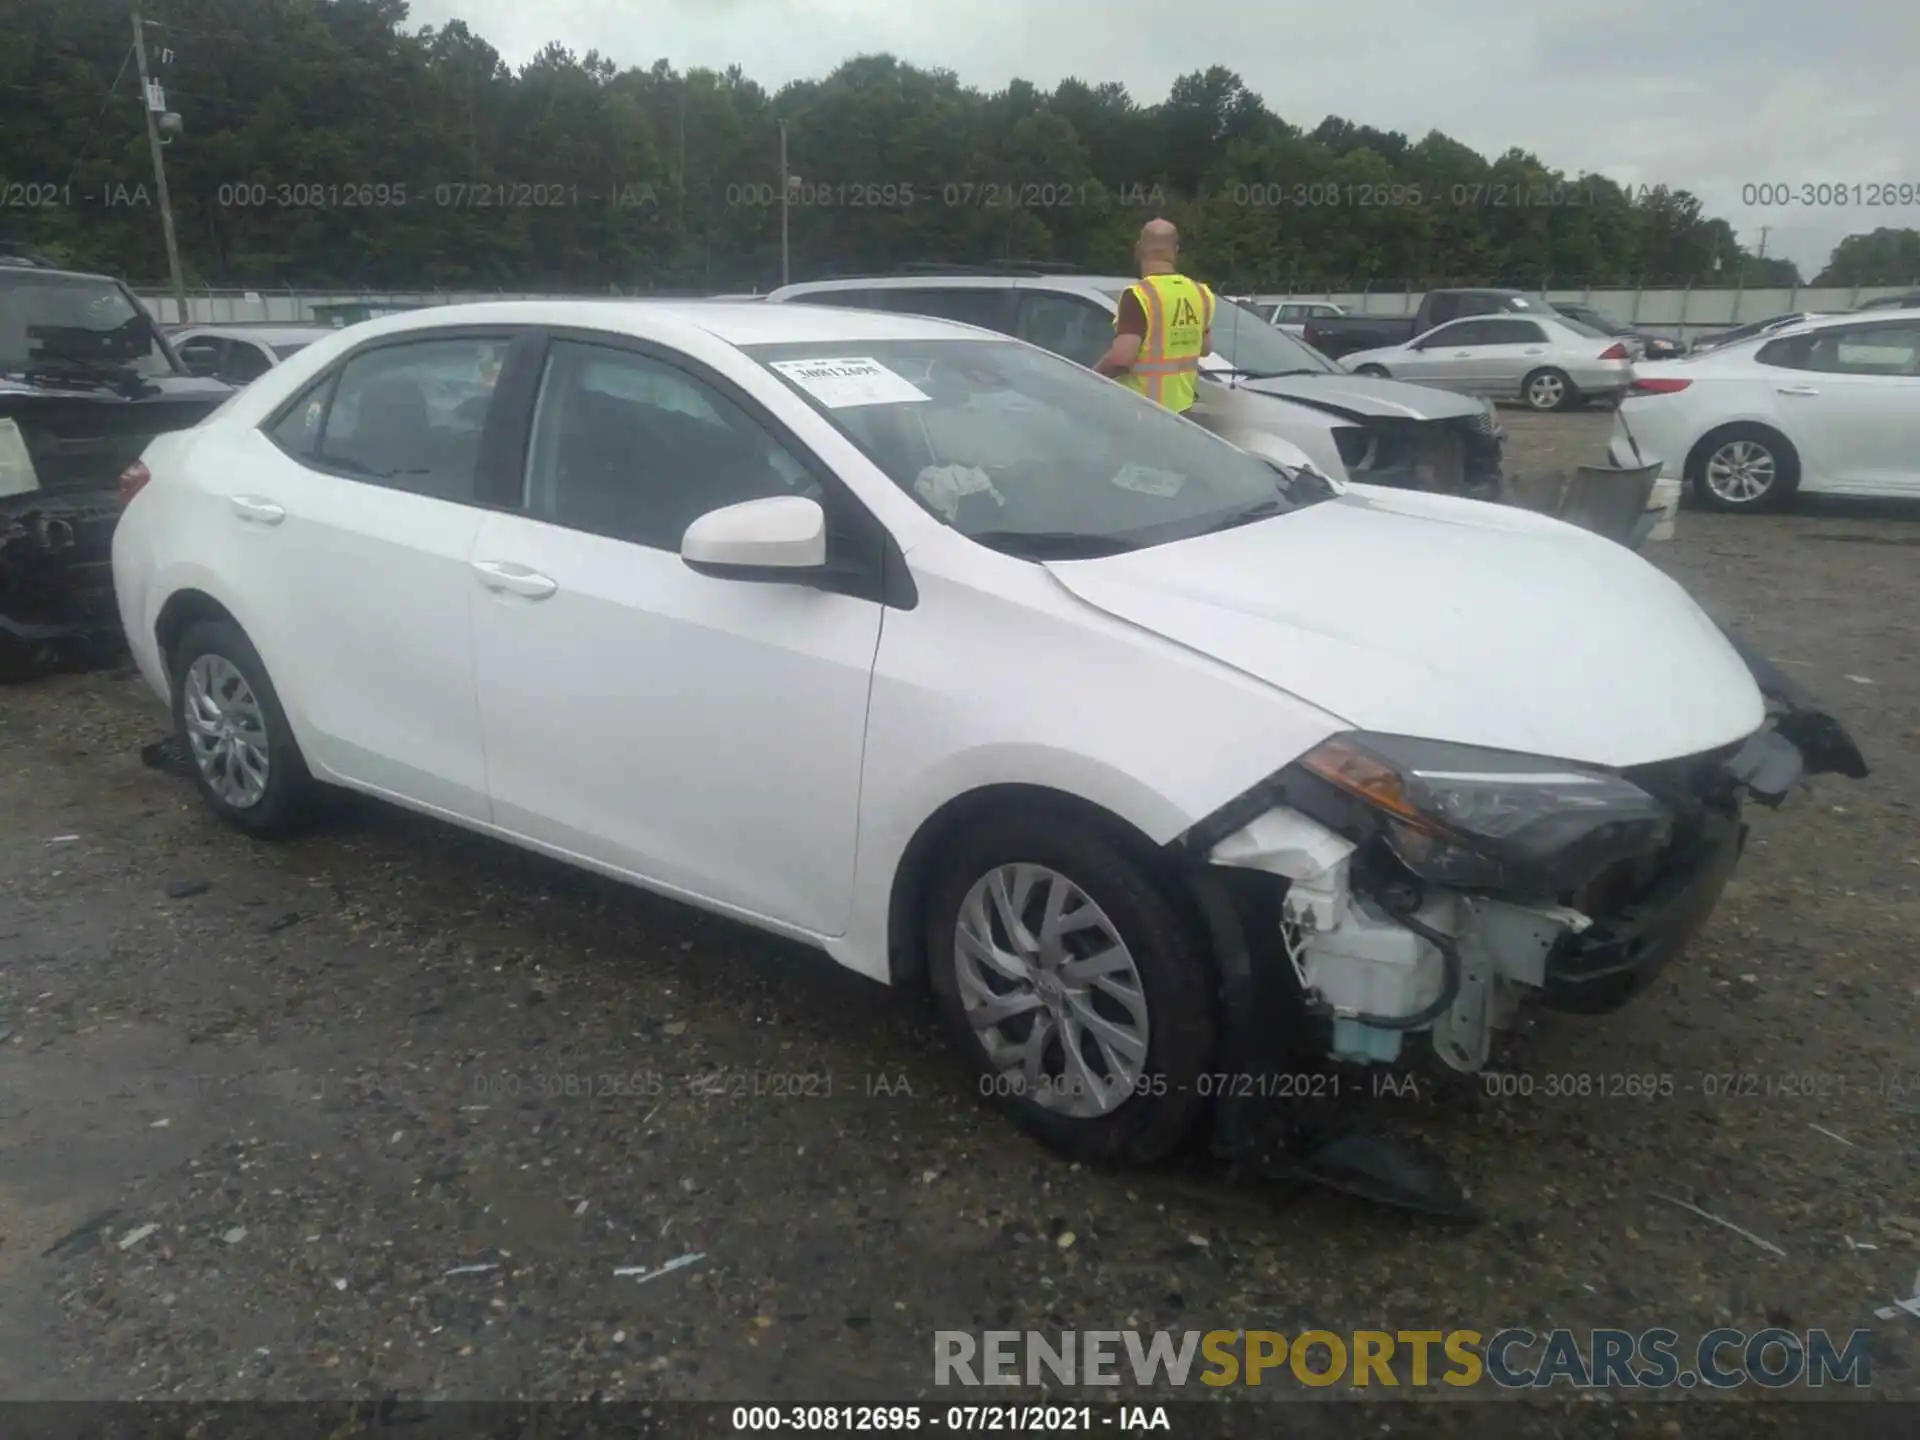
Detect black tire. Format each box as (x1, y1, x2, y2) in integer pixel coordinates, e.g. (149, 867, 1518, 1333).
(1689, 424, 1800, 513)
(924, 810, 1216, 1166)
(1522, 366, 1578, 412)
(1352, 363, 1390, 378)
(167, 618, 321, 838)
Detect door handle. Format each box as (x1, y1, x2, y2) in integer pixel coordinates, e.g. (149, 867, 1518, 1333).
(472, 560, 557, 599)
(1524, 348, 1544, 354)
(1776, 385, 1820, 396)
(1452, 351, 1472, 358)
(229, 495, 285, 525)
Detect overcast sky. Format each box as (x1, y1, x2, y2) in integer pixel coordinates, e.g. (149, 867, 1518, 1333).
(407, 0, 1917, 279)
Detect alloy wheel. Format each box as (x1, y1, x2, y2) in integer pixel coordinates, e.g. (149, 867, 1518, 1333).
(1526, 372, 1566, 409)
(182, 653, 271, 808)
(1704, 439, 1776, 505)
(953, 863, 1150, 1119)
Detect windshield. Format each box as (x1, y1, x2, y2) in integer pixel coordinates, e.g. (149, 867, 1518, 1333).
(1552, 309, 1613, 339)
(1095, 287, 1338, 376)
(746, 338, 1331, 557)
(1554, 306, 1617, 337)
(0, 272, 176, 378)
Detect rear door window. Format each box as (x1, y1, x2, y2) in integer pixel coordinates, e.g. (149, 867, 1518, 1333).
(1422, 320, 1487, 347)
(265, 373, 336, 457)
(1478, 319, 1546, 345)
(223, 340, 273, 383)
(887, 287, 1014, 333)
(1014, 292, 1114, 367)
(791, 289, 891, 310)
(176, 336, 223, 375)
(310, 335, 513, 501)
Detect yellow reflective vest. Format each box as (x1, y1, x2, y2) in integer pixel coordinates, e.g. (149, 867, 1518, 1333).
(1117, 273, 1214, 412)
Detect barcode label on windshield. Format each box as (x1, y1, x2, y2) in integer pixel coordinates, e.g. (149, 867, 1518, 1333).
(770, 357, 930, 408)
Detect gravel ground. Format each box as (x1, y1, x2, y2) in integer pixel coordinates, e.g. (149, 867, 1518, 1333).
(2, 408, 1916, 1427)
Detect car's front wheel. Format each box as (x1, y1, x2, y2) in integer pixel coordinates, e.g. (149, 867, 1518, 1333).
(168, 618, 321, 838)
(924, 812, 1215, 1166)
(1351, 363, 1390, 378)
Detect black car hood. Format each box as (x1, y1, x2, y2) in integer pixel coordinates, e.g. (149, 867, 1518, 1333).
(0, 374, 231, 496)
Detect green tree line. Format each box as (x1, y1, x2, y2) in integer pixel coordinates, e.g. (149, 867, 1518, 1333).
(3, 0, 1911, 292)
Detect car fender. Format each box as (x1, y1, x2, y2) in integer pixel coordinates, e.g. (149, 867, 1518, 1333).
(839, 551, 1346, 984)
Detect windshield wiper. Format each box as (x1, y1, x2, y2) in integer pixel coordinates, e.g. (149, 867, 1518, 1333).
(965, 529, 1136, 558)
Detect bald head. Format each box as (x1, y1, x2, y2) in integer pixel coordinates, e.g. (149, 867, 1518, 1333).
(1136, 218, 1180, 273)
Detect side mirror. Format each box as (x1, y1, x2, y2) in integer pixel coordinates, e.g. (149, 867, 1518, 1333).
(681, 495, 826, 580)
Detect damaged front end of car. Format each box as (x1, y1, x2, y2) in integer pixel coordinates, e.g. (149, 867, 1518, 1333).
(1330, 410, 1506, 503)
(1172, 644, 1866, 1213)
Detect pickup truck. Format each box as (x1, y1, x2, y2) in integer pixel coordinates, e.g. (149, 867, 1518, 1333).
(1, 258, 231, 678)
(1303, 289, 1558, 360)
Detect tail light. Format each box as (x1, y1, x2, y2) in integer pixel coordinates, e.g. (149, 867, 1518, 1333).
(118, 460, 151, 505)
(1630, 377, 1692, 395)
(1598, 342, 1630, 360)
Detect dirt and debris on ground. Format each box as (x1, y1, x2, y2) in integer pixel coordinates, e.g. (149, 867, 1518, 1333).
(0, 410, 1915, 1424)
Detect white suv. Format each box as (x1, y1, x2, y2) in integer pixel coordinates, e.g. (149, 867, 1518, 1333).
(766, 272, 1505, 497)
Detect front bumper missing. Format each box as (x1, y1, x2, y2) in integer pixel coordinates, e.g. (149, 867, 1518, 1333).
(1173, 643, 1864, 1215)
(1541, 808, 1745, 1014)
(1183, 695, 1863, 1083)
(1334, 416, 1505, 501)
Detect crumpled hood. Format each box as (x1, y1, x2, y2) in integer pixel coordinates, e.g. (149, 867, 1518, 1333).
(1227, 371, 1485, 422)
(1045, 485, 1765, 768)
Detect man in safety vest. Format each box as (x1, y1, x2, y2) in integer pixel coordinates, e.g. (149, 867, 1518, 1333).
(1093, 218, 1215, 412)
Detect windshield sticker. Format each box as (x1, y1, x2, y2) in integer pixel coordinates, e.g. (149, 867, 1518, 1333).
(1110, 463, 1186, 498)
(914, 463, 1004, 521)
(769, 356, 929, 408)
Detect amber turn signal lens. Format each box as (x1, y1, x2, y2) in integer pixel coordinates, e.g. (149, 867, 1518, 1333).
(1299, 737, 1446, 835)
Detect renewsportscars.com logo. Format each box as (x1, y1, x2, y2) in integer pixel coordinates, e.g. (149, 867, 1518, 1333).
(934, 1327, 1873, 1391)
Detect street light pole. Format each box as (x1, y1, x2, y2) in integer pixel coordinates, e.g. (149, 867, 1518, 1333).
(131, 5, 188, 324)
(778, 119, 790, 287)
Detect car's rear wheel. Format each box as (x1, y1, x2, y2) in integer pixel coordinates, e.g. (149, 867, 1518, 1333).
(1352, 364, 1390, 378)
(168, 618, 320, 838)
(924, 812, 1215, 1166)
(1523, 367, 1577, 411)
(1691, 425, 1800, 512)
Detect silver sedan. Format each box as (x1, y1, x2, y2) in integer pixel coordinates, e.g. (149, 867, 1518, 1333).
(1340, 312, 1634, 411)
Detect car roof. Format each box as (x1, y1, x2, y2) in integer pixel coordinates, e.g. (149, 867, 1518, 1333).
(0, 263, 124, 283)
(326, 298, 1018, 348)
(771, 273, 1139, 302)
(175, 325, 334, 343)
(1755, 308, 1917, 337)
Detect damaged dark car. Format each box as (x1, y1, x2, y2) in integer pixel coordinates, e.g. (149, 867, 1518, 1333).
(0, 257, 232, 678)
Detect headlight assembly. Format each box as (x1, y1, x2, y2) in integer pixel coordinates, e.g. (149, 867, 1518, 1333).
(1288, 731, 1672, 894)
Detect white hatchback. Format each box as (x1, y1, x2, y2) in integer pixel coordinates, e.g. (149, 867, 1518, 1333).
(1612, 309, 1920, 511)
(112, 301, 1864, 1167)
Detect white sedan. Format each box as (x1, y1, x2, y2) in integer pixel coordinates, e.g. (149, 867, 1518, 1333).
(111, 300, 1864, 1167)
(1612, 309, 1920, 511)
(1342, 313, 1634, 411)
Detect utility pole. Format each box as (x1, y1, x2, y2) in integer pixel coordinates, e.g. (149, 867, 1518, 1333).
(1756, 225, 1772, 260)
(131, 5, 188, 324)
(778, 119, 790, 287)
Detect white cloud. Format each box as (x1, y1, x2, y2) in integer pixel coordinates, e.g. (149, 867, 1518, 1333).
(405, 0, 1920, 277)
